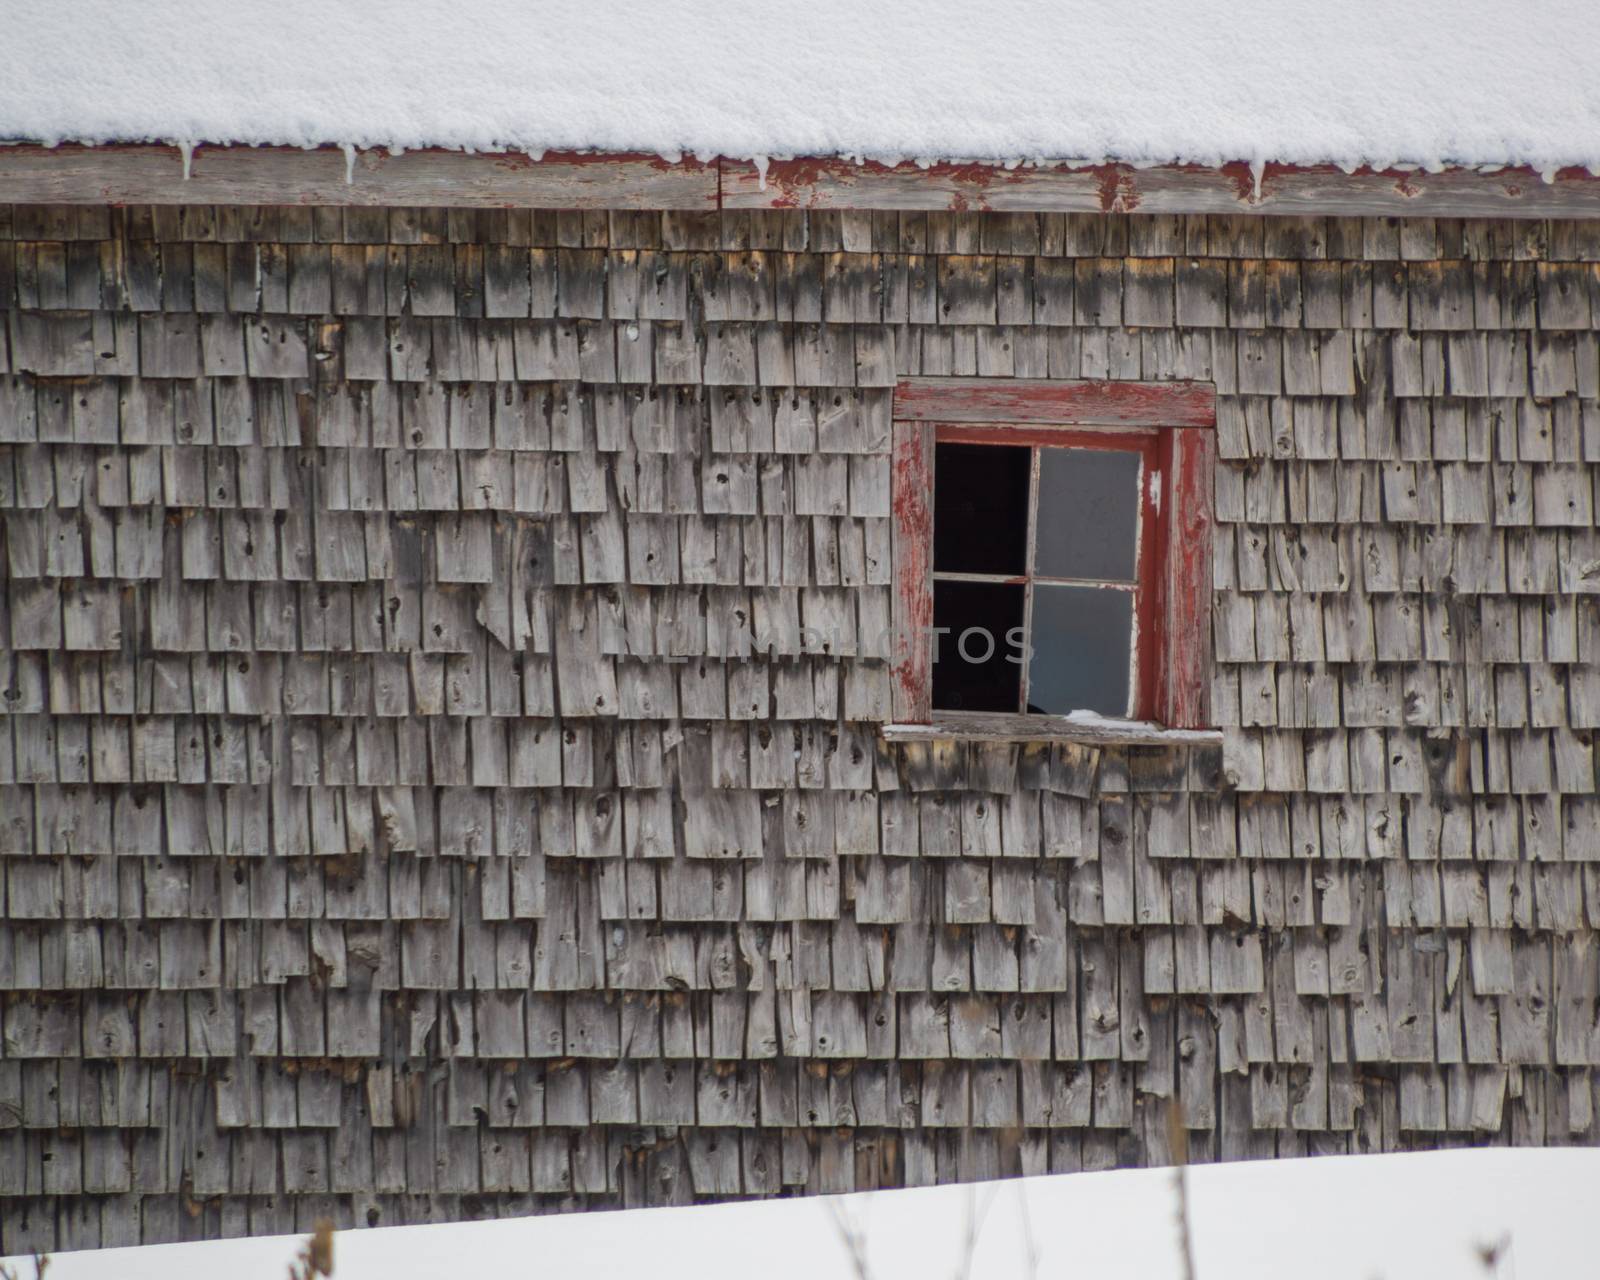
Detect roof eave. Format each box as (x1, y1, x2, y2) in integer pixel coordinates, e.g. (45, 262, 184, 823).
(4, 143, 1598, 217)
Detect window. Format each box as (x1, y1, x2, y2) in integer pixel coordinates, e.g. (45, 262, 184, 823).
(889, 377, 1215, 733)
(931, 429, 1157, 717)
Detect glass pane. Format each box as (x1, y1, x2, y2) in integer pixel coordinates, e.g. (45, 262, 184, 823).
(932, 580, 1025, 712)
(1027, 584, 1134, 717)
(1034, 448, 1141, 582)
(934, 443, 1030, 575)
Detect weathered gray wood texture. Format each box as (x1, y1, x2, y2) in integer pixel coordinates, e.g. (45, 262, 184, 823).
(7, 147, 1600, 217)
(1, 204, 1599, 1252)
(0, 148, 720, 210)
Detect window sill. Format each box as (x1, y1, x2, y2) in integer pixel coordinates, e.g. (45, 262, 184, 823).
(878, 710, 1222, 747)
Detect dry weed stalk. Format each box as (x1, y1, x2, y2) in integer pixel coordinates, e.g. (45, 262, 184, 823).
(955, 1184, 999, 1280)
(1014, 1182, 1041, 1280)
(0, 1255, 48, 1280)
(1166, 1097, 1197, 1280)
(825, 1181, 1001, 1280)
(825, 1199, 874, 1280)
(1476, 1232, 1516, 1279)
(288, 1219, 335, 1280)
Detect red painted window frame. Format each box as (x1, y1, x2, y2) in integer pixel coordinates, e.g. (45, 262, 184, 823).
(890, 377, 1216, 731)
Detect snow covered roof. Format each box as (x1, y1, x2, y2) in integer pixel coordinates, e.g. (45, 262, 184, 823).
(7, 0, 1600, 175)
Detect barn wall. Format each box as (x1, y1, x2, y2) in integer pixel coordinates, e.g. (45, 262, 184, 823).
(1, 204, 1598, 1251)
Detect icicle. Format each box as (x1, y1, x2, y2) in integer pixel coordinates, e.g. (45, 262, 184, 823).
(176, 140, 195, 181)
(753, 154, 770, 190)
(1248, 158, 1264, 204)
(341, 143, 357, 185)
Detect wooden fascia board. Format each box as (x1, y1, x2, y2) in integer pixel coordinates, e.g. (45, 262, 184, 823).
(4, 144, 1600, 216)
(723, 158, 1600, 218)
(0, 144, 720, 209)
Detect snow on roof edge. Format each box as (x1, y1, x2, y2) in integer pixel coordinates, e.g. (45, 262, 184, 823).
(10, 0, 1600, 185)
(4, 135, 1597, 187)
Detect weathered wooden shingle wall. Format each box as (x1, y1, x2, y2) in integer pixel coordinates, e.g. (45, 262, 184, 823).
(1, 204, 1598, 1252)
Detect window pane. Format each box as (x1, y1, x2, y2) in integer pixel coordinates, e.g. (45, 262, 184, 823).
(932, 580, 1025, 712)
(1027, 584, 1133, 716)
(934, 443, 1030, 575)
(1034, 448, 1141, 582)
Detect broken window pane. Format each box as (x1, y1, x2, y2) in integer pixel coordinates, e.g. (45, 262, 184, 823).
(933, 442, 1030, 575)
(1026, 584, 1133, 716)
(1033, 448, 1141, 582)
(932, 580, 1025, 712)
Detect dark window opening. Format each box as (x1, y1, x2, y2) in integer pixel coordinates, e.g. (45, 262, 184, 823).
(931, 579, 1025, 711)
(929, 435, 1150, 718)
(932, 442, 1031, 574)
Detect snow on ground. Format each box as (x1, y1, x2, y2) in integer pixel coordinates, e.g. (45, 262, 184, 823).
(4, 1, 1600, 175)
(10, 1148, 1596, 1279)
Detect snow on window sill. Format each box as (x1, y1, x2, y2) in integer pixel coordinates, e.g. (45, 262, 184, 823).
(878, 709, 1221, 746)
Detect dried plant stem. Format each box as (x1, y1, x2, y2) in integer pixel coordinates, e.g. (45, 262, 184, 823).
(1167, 1097, 1198, 1280)
(825, 1199, 873, 1280)
(287, 1219, 335, 1280)
(1016, 1183, 1041, 1280)
(954, 1184, 1000, 1280)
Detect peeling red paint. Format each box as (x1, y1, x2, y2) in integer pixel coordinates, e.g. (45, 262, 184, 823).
(1093, 165, 1122, 211)
(940, 162, 1000, 213)
(941, 164, 995, 212)
(889, 421, 934, 722)
(1089, 164, 1140, 212)
(761, 156, 843, 199)
(744, 157, 864, 208)
(1219, 161, 1258, 205)
(1159, 426, 1214, 729)
(1134, 429, 1166, 723)
(937, 162, 998, 187)
(745, 157, 1010, 211)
